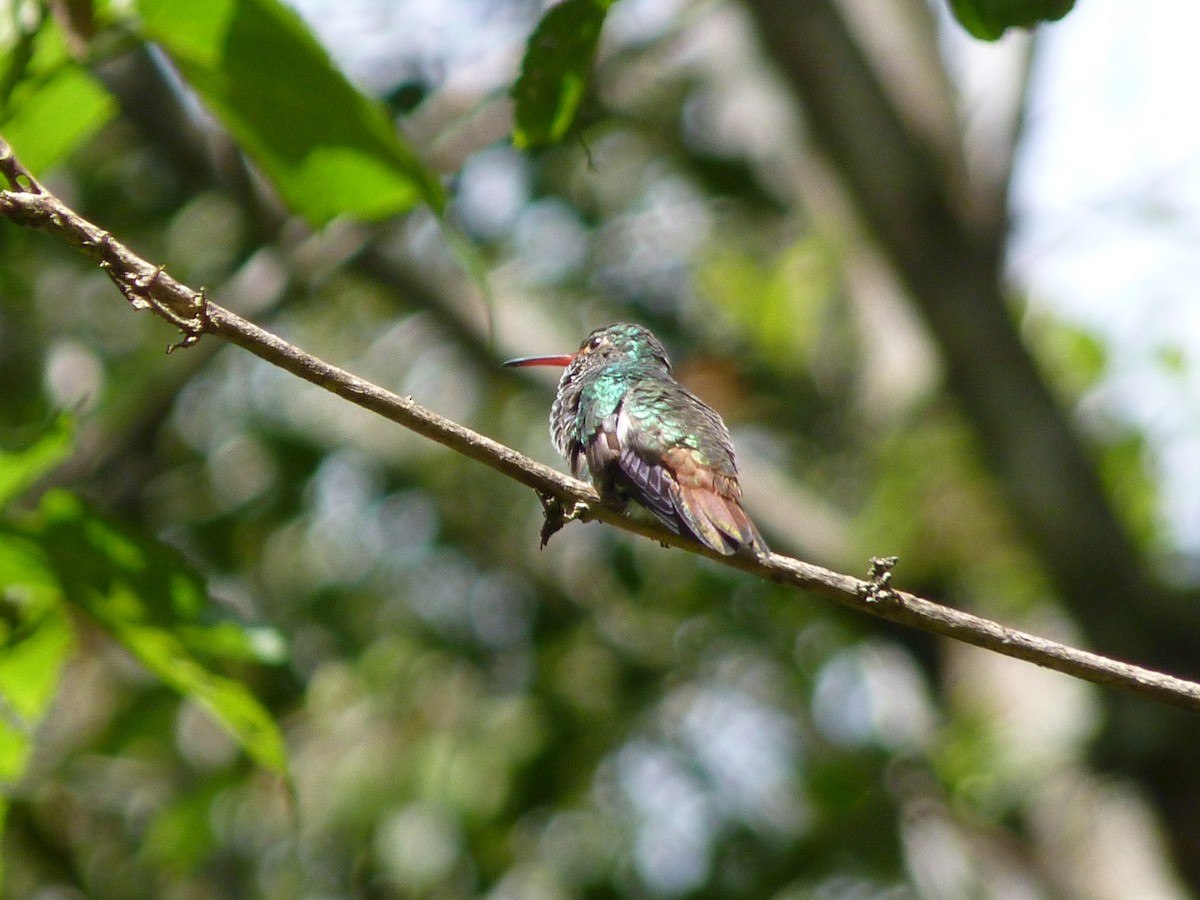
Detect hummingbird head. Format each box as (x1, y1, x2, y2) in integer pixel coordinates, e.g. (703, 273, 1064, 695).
(502, 322, 672, 376)
(503, 323, 674, 462)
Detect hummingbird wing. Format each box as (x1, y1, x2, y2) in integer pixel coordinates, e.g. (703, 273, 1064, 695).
(597, 379, 767, 556)
(580, 411, 678, 525)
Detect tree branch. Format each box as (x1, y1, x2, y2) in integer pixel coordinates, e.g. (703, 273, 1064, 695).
(3, 139, 1200, 714)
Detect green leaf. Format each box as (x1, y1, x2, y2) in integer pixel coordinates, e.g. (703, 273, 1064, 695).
(96, 597, 289, 774)
(0, 605, 73, 781)
(947, 0, 1075, 40)
(176, 621, 288, 666)
(512, 0, 615, 149)
(0, 13, 115, 177)
(697, 238, 836, 373)
(1025, 313, 1107, 401)
(0, 549, 74, 888)
(133, 0, 445, 223)
(1099, 432, 1160, 552)
(0, 528, 74, 787)
(141, 778, 230, 872)
(0, 414, 73, 511)
(0, 532, 61, 623)
(35, 491, 289, 775)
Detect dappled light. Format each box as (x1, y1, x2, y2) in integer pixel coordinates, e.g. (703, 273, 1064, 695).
(2, 0, 1199, 897)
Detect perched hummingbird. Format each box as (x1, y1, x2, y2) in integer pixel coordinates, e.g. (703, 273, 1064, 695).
(505, 323, 767, 556)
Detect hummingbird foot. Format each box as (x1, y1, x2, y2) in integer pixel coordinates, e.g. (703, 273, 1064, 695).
(536, 492, 591, 548)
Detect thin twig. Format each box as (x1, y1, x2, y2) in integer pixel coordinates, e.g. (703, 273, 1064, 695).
(3, 138, 1200, 713)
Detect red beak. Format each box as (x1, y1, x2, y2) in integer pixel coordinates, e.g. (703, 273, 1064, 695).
(503, 354, 576, 368)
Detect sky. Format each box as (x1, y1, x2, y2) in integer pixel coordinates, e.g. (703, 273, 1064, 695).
(1008, 0, 1200, 558)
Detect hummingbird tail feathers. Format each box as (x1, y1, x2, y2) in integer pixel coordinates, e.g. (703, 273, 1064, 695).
(660, 448, 767, 557)
(675, 482, 767, 556)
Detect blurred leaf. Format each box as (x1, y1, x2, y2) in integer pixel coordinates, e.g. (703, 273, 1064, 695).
(133, 0, 445, 223)
(512, 0, 615, 149)
(0, 532, 60, 622)
(0, 528, 73, 792)
(96, 601, 289, 774)
(0, 594, 73, 884)
(0, 526, 69, 814)
(35, 491, 289, 774)
(176, 621, 289, 666)
(697, 238, 835, 372)
(1157, 343, 1186, 375)
(1098, 431, 1160, 552)
(0, 604, 72, 780)
(0, 413, 73, 511)
(0, 11, 115, 177)
(140, 778, 230, 872)
(857, 410, 1051, 610)
(947, 0, 1075, 39)
(1025, 313, 1107, 401)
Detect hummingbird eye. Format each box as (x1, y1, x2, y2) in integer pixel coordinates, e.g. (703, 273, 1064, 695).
(586, 335, 603, 351)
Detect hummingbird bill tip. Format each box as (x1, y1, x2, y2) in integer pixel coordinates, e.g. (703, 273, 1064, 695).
(503, 354, 575, 368)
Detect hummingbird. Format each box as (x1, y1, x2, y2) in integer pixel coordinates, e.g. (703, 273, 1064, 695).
(505, 323, 767, 556)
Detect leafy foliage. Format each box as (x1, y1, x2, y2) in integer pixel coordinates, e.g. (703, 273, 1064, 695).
(134, 0, 445, 222)
(947, 0, 1076, 39)
(0, 417, 81, 847)
(512, 0, 615, 149)
(33, 490, 288, 774)
(1, 0, 1190, 897)
(0, 412, 288, 890)
(0, 414, 72, 508)
(0, 7, 115, 174)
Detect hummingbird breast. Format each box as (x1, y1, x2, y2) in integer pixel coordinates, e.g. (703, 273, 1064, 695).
(548, 359, 593, 478)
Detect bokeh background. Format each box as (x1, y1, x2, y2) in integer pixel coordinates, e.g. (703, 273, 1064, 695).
(3, 0, 1200, 897)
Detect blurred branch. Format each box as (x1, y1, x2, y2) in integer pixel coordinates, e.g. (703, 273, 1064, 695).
(4, 139, 1200, 714)
(741, 0, 1183, 664)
